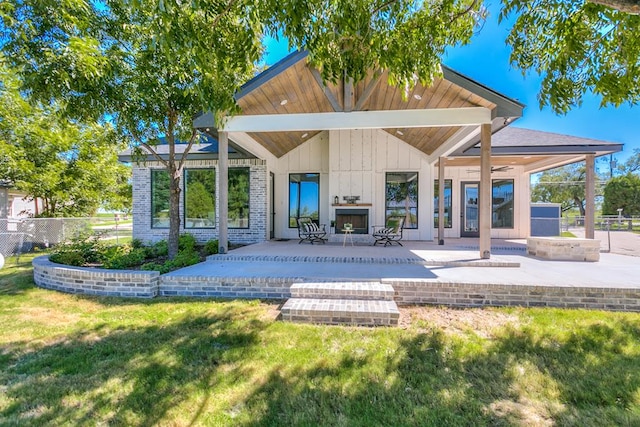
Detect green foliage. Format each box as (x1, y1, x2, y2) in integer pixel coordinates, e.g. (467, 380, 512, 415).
(602, 173, 640, 215)
(204, 239, 219, 256)
(617, 148, 640, 175)
(531, 163, 605, 215)
(501, 0, 640, 114)
(151, 240, 169, 258)
(0, 63, 132, 217)
(48, 251, 86, 267)
(102, 248, 148, 270)
(178, 233, 197, 252)
(267, 0, 485, 87)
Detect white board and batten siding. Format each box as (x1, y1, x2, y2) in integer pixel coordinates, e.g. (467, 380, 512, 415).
(435, 165, 531, 239)
(272, 128, 434, 241)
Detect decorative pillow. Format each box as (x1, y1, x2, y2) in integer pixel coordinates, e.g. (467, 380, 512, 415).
(308, 222, 319, 232)
(303, 223, 312, 232)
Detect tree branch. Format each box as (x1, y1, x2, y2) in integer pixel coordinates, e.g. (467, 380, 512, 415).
(139, 142, 168, 168)
(212, 0, 240, 28)
(178, 129, 198, 172)
(449, 0, 481, 25)
(588, 0, 640, 14)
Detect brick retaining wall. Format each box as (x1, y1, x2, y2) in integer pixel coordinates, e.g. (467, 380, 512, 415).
(391, 280, 640, 311)
(32, 256, 159, 298)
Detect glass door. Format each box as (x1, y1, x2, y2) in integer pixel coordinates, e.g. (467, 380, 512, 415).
(461, 182, 479, 237)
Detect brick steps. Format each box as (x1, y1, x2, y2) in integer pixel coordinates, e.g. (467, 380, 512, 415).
(281, 282, 399, 327)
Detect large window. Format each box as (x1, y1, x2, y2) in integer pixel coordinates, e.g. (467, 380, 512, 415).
(184, 169, 215, 229)
(492, 179, 514, 228)
(151, 169, 170, 228)
(289, 173, 320, 227)
(229, 168, 250, 228)
(434, 179, 452, 228)
(385, 172, 418, 229)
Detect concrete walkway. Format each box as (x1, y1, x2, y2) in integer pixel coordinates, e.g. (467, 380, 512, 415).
(569, 228, 640, 257)
(167, 239, 640, 289)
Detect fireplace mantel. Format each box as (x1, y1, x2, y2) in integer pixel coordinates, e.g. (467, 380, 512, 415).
(332, 203, 372, 207)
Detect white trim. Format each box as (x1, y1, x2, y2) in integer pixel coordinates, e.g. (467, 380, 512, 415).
(219, 108, 492, 133)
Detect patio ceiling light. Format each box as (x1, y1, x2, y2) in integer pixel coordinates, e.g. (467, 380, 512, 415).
(413, 94, 422, 100)
(396, 130, 404, 136)
(280, 99, 288, 106)
(301, 133, 308, 138)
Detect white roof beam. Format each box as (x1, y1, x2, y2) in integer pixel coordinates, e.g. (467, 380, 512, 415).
(216, 107, 491, 133)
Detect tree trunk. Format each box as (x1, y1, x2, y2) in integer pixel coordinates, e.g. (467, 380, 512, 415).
(575, 197, 586, 217)
(168, 161, 181, 259)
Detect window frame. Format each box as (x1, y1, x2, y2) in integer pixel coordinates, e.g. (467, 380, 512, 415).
(183, 168, 216, 229)
(288, 173, 321, 228)
(151, 169, 170, 229)
(228, 167, 251, 229)
(492, 178, 515, 229)
(385, 171, 419, 229)
(434, 179, 453, 228)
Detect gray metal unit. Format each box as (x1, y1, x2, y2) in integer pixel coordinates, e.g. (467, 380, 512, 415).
(531, 203, 561, 236)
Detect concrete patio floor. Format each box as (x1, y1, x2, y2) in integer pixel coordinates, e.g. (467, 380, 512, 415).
(168, 238, 640, 289)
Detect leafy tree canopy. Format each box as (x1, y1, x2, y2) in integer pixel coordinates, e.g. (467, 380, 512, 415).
(1, 0, 485, 256)
(532, 163, 605, 216)
(602, 173, 640, 215)
(501, 0, 640, 114)
(0, 62, 131, 216)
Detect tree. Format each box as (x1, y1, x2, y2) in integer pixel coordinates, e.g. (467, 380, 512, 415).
(1, 0, 263, 257)
(0, 63, 130, 216)
(2, 0, 486, 257)
(501, 0, 640, 114)
(531, 163, 606, 216)
(602, 173, 640, 216)
(617, 148, 640, 175)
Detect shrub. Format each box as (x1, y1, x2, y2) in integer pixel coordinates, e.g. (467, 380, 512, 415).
(204, 239, 219, 255)
(151, 240, 168, 257)
(49, 251, 86, 267)
(131, 238, 145, 249)
(178, 233, 197, 251)
(102, 248, 147, 269)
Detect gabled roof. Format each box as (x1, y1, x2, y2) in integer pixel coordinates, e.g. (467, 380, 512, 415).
(118, 134, 256, 163)
(196, 50, 524, 158)
(443, 126, 623, 173)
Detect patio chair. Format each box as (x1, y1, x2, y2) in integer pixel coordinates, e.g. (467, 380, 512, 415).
(372, 216, 405, 247)
(296, 217, 327, 244)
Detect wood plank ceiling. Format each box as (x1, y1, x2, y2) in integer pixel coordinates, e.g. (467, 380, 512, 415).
(236, 57, 497, 158)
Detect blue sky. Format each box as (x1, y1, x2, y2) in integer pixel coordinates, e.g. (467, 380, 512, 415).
(263, 3, 638, 166)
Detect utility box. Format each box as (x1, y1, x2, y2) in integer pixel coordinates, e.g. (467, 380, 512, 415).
(531, 203, 561, 237)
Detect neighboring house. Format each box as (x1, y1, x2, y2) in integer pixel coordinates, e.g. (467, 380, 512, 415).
(119, 51, 622, 251)
(0, 181, 41, 219)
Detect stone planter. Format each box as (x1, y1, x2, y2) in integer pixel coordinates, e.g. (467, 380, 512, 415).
(527, 237, 600, 262)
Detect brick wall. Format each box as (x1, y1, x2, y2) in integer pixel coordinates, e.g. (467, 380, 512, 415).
(391, 280, 640, 311)
(33, 256, 159, 298)
(132, 159, 267, 245)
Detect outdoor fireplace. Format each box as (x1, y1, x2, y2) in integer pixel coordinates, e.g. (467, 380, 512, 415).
(335, 209, 369, 234)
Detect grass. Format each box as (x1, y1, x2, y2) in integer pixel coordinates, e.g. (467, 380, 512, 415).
(1, 258, 639, 426)
(561, 231, 577, 238)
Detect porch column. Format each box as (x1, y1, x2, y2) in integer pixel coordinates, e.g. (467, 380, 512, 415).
(585, 154, 595, 239)
(218, 131, 229, 254)
(479, 124, 492, 259)
(438, 157, 445, 245)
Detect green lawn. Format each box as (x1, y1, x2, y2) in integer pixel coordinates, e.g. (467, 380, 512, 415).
(1, 256, 639, 426)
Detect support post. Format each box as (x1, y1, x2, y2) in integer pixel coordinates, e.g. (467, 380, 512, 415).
(479, 124, 492, 259)
(438, 157, 445, 245)
(218, 131, 229, 254)
(585, 154, 595, 239)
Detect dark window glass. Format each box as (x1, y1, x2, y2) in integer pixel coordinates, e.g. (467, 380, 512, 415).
(434, 179, 452, 228)
(184, 169, 215, 229)
(492, 179, 514, 228)
(151, 169, 170, 228)
(289, 173, 320, 227)
(385, 172, 418, 229)
(229, 168, 250, 228)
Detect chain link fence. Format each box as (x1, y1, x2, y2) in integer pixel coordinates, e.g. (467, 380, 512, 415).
(0, 217, 133, 260)
(562, 216, 640, 232)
